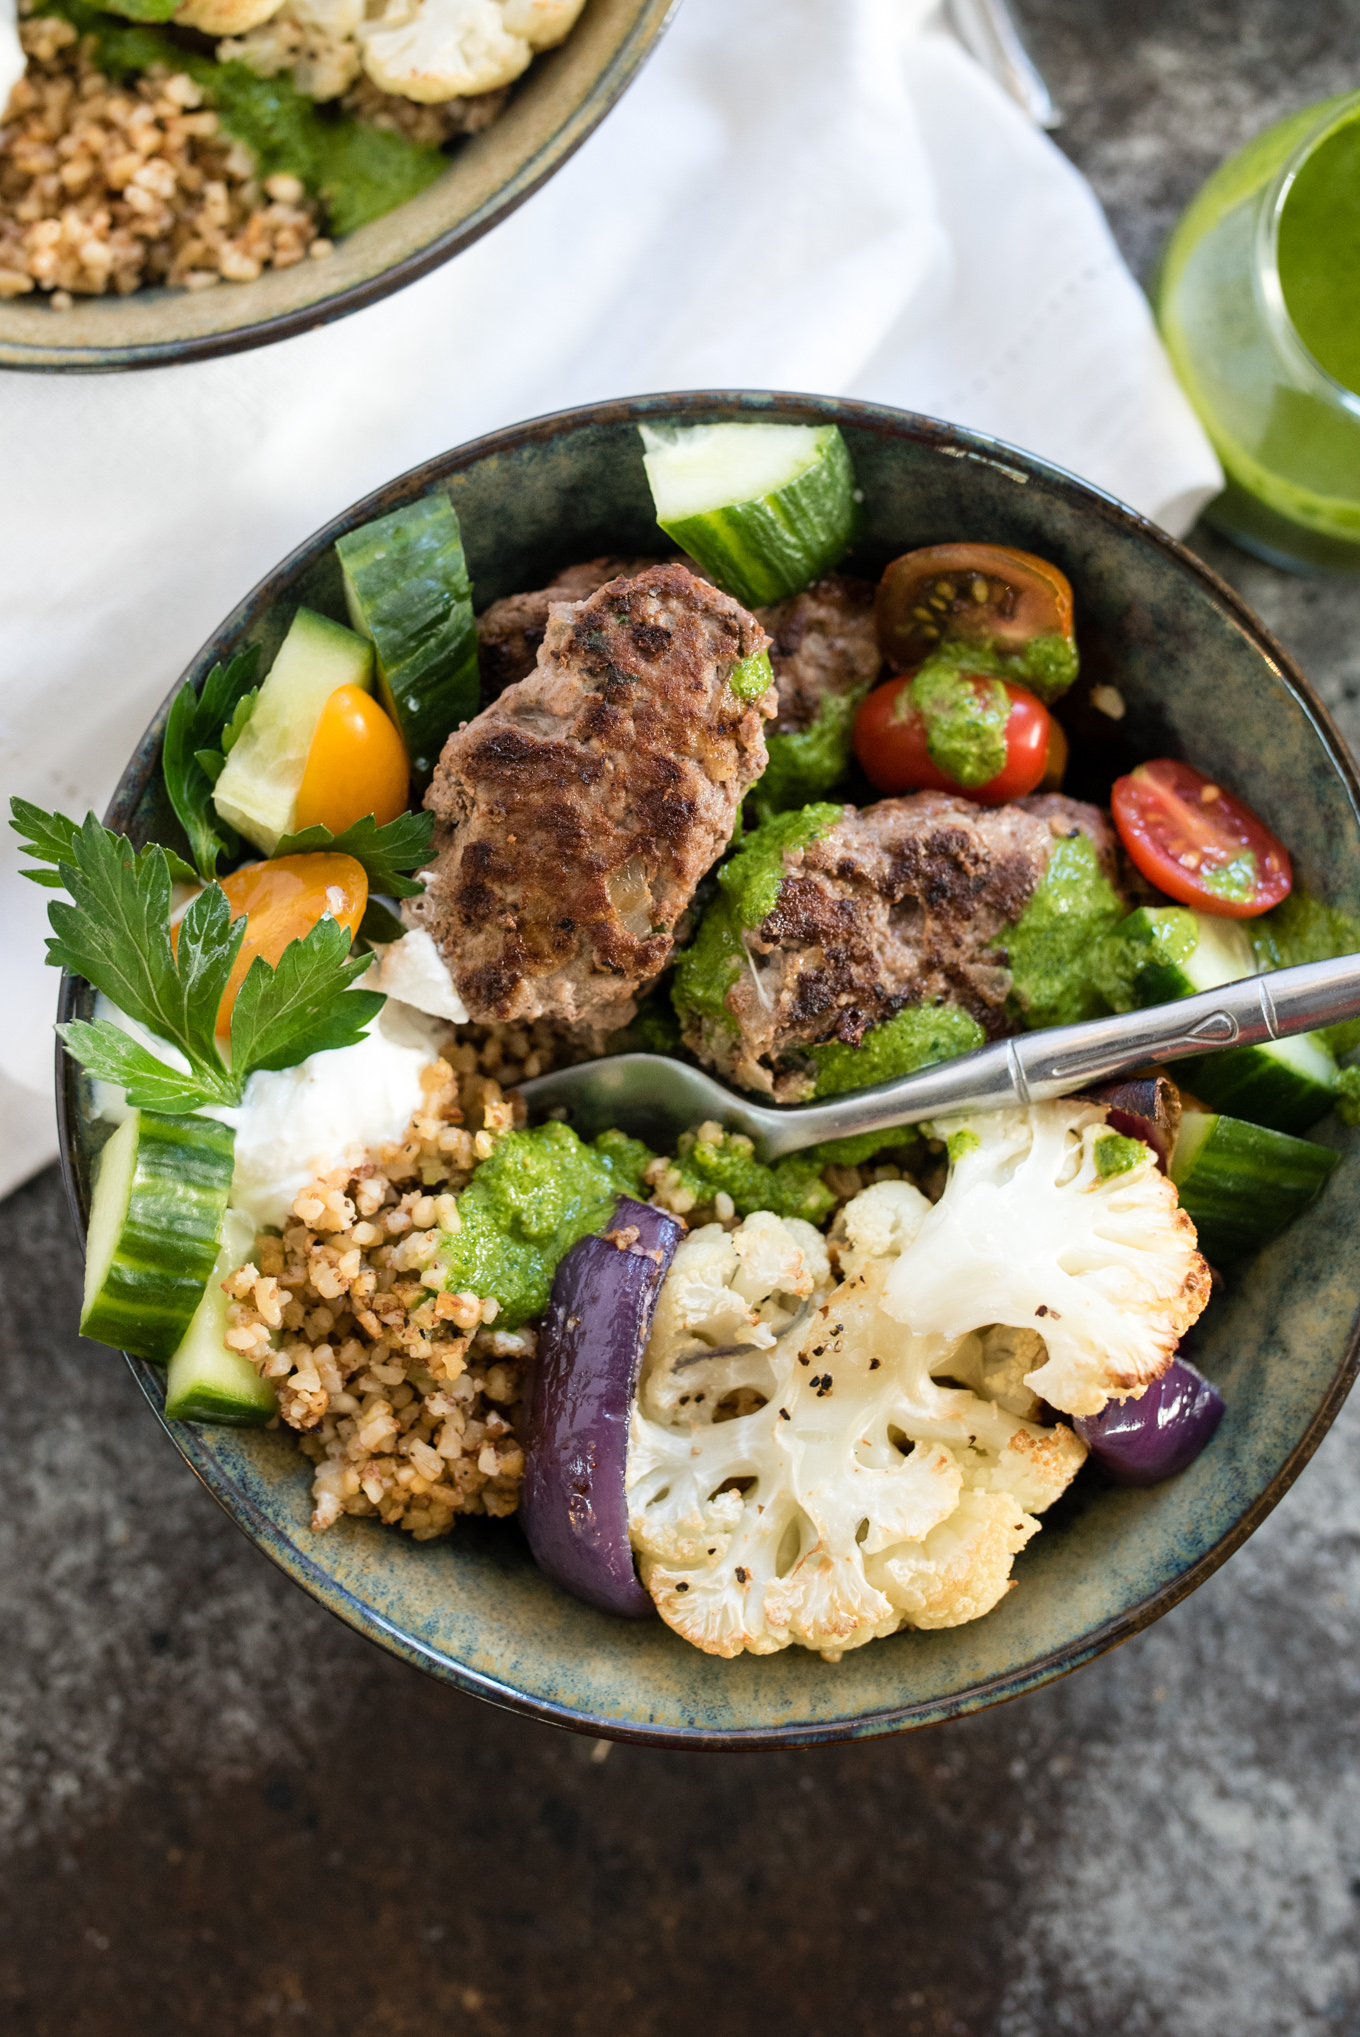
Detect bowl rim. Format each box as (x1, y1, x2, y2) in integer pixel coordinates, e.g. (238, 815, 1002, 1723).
(55, 388, 1360, 1747)
(0, 0, 679, 374)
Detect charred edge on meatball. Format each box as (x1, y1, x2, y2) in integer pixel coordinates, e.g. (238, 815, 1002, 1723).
(411, 562, 775, 1033)
(682, 792, 1123, 1102)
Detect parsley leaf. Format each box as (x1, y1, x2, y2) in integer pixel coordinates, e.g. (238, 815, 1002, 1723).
(54, 1021, 221, 1114)
(273, 808, 435, 899)
(12, 800, 84, 889)
(230, 915, 382, 1075)
(163, 646, 260, 880)
(12, 796, 197, 888)
(13, 801, 385, 1110)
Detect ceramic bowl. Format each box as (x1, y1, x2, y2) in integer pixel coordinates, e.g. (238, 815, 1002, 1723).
(0, 0, 674, 372)
(57, 392, 1360, 1746)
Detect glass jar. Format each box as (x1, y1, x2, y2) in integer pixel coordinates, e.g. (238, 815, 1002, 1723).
(1157, 92, 1360, 573)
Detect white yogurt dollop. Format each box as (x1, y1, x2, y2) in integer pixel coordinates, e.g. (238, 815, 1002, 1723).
(370, 928, 468, 1023)
(93, 992, 443, 1229)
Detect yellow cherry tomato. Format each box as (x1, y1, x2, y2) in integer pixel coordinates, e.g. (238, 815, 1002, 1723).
(294, 684, 410, 836)
(211, 853, 368, 1034)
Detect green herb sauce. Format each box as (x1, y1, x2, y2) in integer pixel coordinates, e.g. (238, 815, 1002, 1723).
(909, 652, 1010, 788)
(437, 1123, 654, 1328)
(1089, 906, 1199, 1012)
(729, 650, 775, 703)
(749, 688, 868, 822)
(1094, 1131, 1147, 1178)
(1251, 888, 1360, 1055)
(671, 803, 844, 1033)
(1005, 833, 1127, 1029)
(945, 1128, 980, 1164)
(809, 1003, 984, 1099)
(1335, 1066, 1360, 1126)
(1198, 852, 1258, 906)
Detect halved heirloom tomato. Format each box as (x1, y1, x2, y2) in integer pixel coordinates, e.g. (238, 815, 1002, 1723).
(875, 543, 1075, 674)
(199, 853, 369, 1033)
(294, 684, 410, 836)
(853, 674, 1052, 804)
(1111, 760, 1291, 917)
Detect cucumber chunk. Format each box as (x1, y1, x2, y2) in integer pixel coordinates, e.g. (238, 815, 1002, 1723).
(337, 494, 479, 785)
(212, 606, 374, 854)
(81, 1111, 235, 1364)
(165, 1209, 277, 1426)
(1171, 1109, 1338, 1265)
(1094, 905, 1339, 1133)
(1184, 1027, 1340, 1136)
(640, 422, 857, 608)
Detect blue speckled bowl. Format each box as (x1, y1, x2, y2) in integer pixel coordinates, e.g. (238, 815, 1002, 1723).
(57, 393, 1360, 1746)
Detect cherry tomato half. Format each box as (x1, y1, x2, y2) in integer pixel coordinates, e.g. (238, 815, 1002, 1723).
(853, 675, 1051, 804)
(294, 684, 409, 837)
(172, 853, 369, 1034)
(1110, 760, 1291, 918)
(875, 543, 1075, 674)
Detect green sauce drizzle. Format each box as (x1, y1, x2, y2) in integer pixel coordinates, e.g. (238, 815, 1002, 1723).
(1094, 1132, 1147, 1178)
(1005, 833, 1127, 1029)
(1198, 852, 1258, 906)
(437, 1124, 653, 1328)
(1250, 888, 1360, 1055)
(908, 652, 1010, 789)
(809, 1004, 984, 1099)
(671, 803, 844, 1034)
(750, 688, 869, 822)
(729, 650, 775, 702)
(945, 1128, 980, 1164)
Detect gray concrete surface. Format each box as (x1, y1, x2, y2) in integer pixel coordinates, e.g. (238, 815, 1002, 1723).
(6, 4, 1360, 2031)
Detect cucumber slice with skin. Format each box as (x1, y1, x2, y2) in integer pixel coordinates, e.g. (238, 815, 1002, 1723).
(1097, 905, 1339, 1133)
(212, 606, 374, 854)
(640, 422, 858, 609)
(81, 1111, 236, 1364)
(165, 1209, 277, 1426)
(1171, 1108, 1338, 1265)
(337, 494, 479, 785)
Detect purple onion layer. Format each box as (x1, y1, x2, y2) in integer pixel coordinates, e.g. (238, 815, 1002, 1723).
(520, 1197, 683, 1618)
(1075, 1357, 1225, 1487)
(1090, 1077, 1181, 1175)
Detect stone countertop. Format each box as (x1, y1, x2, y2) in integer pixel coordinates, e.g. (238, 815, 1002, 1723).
(5, 7, 1360, 2032)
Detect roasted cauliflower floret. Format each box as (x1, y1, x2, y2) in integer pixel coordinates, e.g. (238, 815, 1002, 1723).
(880, 1101, 1212, 1419)
(626, 1206, 1087, 1661)
(357, 0, 584, 104)
(217, 0, 364, 99)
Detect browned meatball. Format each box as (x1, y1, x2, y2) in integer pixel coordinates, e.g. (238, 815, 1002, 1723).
(410, 564, 774, 1033)
(757, 574, 882, 735)
(476, 556, 661, 700)
(681, 791, 1119, 1101)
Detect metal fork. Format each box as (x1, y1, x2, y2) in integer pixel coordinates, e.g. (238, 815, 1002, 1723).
(946, 0, 1062, 129)
(516, 956, 1360, 1161)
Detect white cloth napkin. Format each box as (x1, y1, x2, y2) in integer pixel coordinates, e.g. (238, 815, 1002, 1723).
(0, 0, 1221, 1199)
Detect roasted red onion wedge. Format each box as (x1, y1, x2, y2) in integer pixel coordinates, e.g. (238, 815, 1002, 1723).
(1075, 1357, 1224, 1486)
(521, 1197, 683, 1617)
(1090, 1076, 1182, 1174)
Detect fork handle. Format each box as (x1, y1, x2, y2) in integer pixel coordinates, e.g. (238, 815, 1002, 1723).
(757, 956, 1360, 1156)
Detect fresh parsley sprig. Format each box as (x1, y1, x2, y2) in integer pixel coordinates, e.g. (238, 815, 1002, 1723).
(274, 808, 436, 899)
(162, 645, 261, 881)
(13, 803, 383, 1111)
(12, 797, 197, 889)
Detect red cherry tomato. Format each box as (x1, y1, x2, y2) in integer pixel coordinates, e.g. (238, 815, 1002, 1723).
(853, 674, 1051, 804)
(1110, 759, 1291, 917)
